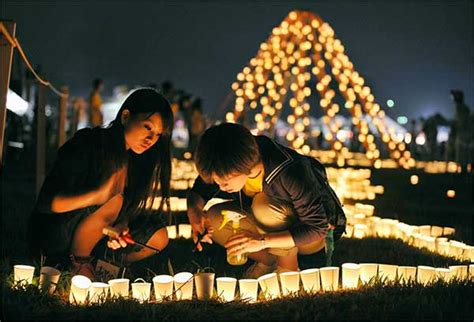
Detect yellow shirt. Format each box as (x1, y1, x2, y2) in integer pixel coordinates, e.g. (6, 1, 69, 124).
(243, 170, 264, 198)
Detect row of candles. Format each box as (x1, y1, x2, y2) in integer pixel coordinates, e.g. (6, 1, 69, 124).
(13, 261, 474, 305)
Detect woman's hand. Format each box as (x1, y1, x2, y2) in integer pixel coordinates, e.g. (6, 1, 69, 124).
(225, 231, 265, 256)
(189, 210, 214, 252)
(106, 222, 129, 250)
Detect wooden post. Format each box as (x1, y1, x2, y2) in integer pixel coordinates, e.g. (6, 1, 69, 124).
(58, 86, 69, 147)
(0, 21, 16, 168)
(36, 84, 47, 195)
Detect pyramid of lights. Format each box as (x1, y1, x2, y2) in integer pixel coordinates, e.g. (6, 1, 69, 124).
(225, 10, 416, 169)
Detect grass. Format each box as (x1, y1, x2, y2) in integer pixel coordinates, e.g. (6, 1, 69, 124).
(1, 154, 473, 320)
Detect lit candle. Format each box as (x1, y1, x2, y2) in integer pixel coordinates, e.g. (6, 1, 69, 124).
(13, 265, 35, 287)
(153, 275, 174, 301)
(88, 282, 109, 304)
(359, 263, 378, 284)
(435, 268, 452, 282)
(299, 268, 320, 293)
(342, 263, 360, 289)
(178, 224, 193, 239)
(449, 265, 468, 281)
(397, 266, 417, 283)
(320, 267, 339, 291)
(378, 264, 398, 283)
(238, 279, 259, 303)
(278, 271, 300, 296)
(216, 277, 237, 302)
(417, 266, 436, 286)
(257, 272, 281, 299)
(131, 279, 151, 303)
(69, 275, 92, 304)
(108, 278, 130, 298)
(173, 272, 194, 300)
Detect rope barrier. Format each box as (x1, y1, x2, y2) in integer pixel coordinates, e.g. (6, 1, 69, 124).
(0, 22, 68, 98)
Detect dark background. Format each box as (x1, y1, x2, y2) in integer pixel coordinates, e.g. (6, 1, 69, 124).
(2, 0, 473, 120)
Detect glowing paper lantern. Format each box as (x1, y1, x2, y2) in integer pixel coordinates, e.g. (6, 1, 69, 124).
(430, 226, 443, 237)
(69, 275, 92, 304)
(320, 267, 339, 291)
(279, 271, 300, 295)
(88, 282, 109, 304)
(342, 263, 360, 289)
(216, 277, 237, 302)
(469, 264, 474, 281)
(344, 225, 354, 237)
(435, 268, 452, 282)
(131, 279, 151, 303)
(153, 275, 174, 301)
(443, 227, 455, 236)
(174, 272, 194, 300)
(178, 224, 193, 239)
(108, 278, 130, 298)
(378, 264, 398, 283)
(238, 279, 259, 303)
(419, 225, 431, 236)
(359, 263, 378, 284)
(353, 224, 368, 239)
(449, 265, 468, 281)
(446, 190, 455, 198)
(166, 226, 177, 239)
(257, 272, 281, 299)
(410, 175, 419, 185)
(299, 268, 321, 292)
(397, 266, 417, 283)
(417, 266, 436, 285)
(195, 272, 215, 300)
(449, 241, 465, 258)
(39, 266, 61, 294)
(13, 265, 35, 286)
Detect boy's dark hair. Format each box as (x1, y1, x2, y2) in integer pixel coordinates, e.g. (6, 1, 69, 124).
(195, 123, 260, 182)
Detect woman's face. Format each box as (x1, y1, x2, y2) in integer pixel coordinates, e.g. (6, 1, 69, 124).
(123, 111, 163, 154)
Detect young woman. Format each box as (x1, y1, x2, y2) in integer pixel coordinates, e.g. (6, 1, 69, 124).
(27, 88, 174, 280)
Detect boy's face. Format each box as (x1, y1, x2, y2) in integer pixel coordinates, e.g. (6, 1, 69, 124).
(212, 172, 248, 193)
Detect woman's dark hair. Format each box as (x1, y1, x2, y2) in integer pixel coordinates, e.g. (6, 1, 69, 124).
(195, 123, 260, 182)
(103, 88, 174, 224)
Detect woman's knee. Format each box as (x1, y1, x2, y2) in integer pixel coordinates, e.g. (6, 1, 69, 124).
(97, 194, 124, 224)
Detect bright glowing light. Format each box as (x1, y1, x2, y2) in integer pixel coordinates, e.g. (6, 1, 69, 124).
(387, 99, 394, 108)
(397, 116, 408, 125)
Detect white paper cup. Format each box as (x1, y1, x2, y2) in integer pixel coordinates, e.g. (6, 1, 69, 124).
(174, 272, 194, 300)
(108, 278, 130, 298)
(195, 272, 215, 300)
(435, 268, 452, 282)
(238, 279, 258, 303)
(279, 271, 300, 296)
(153, 275, 174, 301)
(132, 280, 151, 303)
(342, 263, 360, 289)
(178, 224, 193, 239)
(69, 275, 92, 304)
(216, 277, 237, 302)
(320, 267, 339, 291)
(39, 266, 61, 294)
(378, 264, 398, 283)
(14, 265, 35, 286)
(449, 265, 468, 281)
(300, 268, 320, 293)
(397, 266, 417, 283)
(257, 272, 280, 299)
(88, 282, 109, 304)
(469, 264, 474, 281)
(166, 226, 177, 239)
(359, 263, 378, 284)
(417, 266, 436, 285)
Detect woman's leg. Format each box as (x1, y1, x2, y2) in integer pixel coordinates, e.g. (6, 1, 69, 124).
(71, 194, 123, 257)
(124, 227, 169, 263)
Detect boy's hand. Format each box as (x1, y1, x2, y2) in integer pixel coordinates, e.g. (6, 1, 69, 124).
(189, 211, 214, 252)
(225, 231, 263, 255)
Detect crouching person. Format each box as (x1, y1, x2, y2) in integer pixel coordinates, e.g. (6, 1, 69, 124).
(27, 88, 174, 280)
(187, 123, 346, 278)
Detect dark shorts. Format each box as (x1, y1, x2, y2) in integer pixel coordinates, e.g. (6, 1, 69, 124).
(28, 206, 167, 261)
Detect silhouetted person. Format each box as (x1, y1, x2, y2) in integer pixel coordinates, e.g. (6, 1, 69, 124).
(89, 78, 104, 127)
(450, 90, 471, 173)
(422, 115, 438, 160)
(188, 98, 206, 153)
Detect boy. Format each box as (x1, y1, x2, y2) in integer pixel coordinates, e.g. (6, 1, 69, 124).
(187, 123, 345, 278)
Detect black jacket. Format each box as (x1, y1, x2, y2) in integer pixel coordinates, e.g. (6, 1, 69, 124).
(190, 135, 346, 247)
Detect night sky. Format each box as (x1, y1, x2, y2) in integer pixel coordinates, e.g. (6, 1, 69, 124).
(2, 0, 473, 121)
